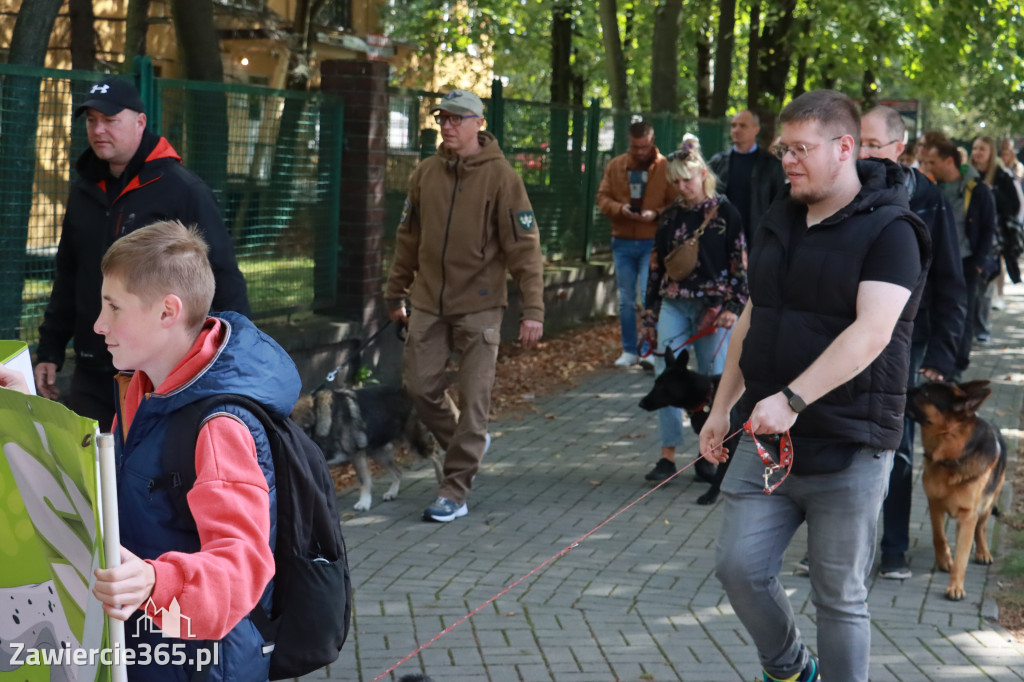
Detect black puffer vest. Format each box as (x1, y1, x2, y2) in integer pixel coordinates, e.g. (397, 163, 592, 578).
(739, 159, 932, 456)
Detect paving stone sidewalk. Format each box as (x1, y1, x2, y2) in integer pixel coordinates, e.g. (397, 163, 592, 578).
(309, 282, 1024, 682)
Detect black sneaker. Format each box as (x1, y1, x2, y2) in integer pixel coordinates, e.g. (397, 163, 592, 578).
(645, 458, 677, 482)
(793, 555, 810, 576)
(879, 552, 912, 579)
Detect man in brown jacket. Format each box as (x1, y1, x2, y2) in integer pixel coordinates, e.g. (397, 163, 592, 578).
(597, 120, 678, 367)
(385, 89, 545, 522)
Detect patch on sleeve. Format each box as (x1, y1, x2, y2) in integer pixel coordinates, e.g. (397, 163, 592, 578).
(400, 199, 411, 224)
(516, 210, 535, 230)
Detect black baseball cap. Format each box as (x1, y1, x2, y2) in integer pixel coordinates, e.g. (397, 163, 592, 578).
(73, 77, 145, 119)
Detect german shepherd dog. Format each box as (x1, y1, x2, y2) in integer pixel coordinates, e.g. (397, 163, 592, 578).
(638, 347, 739, 504)
(906, 380, 1007, 601)
(292, 385, 443, 511)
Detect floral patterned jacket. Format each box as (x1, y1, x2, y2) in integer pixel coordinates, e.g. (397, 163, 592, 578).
(641, 194, 749, 330)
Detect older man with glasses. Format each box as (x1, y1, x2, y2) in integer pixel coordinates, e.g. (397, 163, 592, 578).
(384, 89, 545, 523)
(700, 90, 931, 682)
(859, 106, 966, 581)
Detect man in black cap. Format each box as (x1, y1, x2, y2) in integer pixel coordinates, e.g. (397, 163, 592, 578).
(35, 76, 249, 430)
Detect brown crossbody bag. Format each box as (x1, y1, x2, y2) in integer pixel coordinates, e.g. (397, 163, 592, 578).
(663, 205, 718, 281)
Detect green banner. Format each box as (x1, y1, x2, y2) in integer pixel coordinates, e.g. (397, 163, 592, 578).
(0, 389, 109, 681)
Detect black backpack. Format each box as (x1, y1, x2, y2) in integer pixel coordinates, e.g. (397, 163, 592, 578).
(160, 393, 352, 680)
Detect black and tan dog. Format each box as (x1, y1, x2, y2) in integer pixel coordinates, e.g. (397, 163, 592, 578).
(638, 347, 739, 504)
(906, 380, 1007, 601)
(292, 385, 443, 511)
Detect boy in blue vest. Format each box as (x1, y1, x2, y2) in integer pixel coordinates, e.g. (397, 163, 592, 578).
(89, 219, 299, 681)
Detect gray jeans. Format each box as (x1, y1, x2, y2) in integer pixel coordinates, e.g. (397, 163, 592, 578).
(715, 436, 893, 681)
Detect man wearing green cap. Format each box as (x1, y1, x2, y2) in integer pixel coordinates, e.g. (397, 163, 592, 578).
(385, 89, 545, 523)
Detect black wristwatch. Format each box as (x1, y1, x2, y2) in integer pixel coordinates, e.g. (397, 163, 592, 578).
(781, 386, 807, 414)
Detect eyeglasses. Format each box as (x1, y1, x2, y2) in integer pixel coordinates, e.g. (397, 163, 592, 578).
(861, 139, 900, 152)
(434, 113, 479, 127)
(770, 136, 843, 161)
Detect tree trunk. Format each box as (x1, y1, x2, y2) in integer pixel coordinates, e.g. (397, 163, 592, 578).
(0, 0, 63, 338)
(598, 0, 630, 150)
(746, 0, 760, 111)
(650, 0, 682, 114)
(751, 0, 796, 119)
(710, 0, 736, 118)
(550, 0, 573, 216)
(124, 0, 151, 65)
(696, 16, 713, 118)
(69, 0, 97, 70)
(171, 0, 229, 194)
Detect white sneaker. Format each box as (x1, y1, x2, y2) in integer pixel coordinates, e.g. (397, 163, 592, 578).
(992, 297, 1006, 310)
(614, 352, 639, 367)
(484, 432, 491, 454)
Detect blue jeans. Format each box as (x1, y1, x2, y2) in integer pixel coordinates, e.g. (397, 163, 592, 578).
(880, 340, 926, 556)
(715, 438, 893, 682)
(654, 298, 731, 448)
(612, 237, 654, 354)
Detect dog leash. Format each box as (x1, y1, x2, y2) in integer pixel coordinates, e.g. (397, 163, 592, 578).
(325, 319, 405, 382)
(371, 425, 748, 681)
(639, 325, 718, 359)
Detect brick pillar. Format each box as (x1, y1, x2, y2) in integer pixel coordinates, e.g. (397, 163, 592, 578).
(320, 60, 389, 327)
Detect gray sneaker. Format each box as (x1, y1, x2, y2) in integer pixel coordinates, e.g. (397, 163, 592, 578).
(879, 553, 912, 579)
(423, 496, 468, 523)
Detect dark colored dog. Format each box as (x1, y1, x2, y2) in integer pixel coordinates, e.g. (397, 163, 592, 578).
(906, 380, 1007, 601)
(638, 347, 739, 504)
(292, 385, 442, 511)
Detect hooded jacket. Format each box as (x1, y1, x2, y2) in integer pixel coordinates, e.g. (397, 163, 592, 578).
(114, 312, 300, 682)
(37, 130, 250, 373)
(596, 145, 679, 241)
(738, 160, 931, 468)
(385, 131, 545, 322)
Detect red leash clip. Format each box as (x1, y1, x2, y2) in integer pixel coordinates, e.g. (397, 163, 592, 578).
(743, 421, 794, 494)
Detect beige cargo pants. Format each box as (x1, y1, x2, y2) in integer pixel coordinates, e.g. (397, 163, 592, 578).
(403, 307, 503, 505)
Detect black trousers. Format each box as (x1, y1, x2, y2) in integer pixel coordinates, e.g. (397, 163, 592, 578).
(68, 365, 118, 432)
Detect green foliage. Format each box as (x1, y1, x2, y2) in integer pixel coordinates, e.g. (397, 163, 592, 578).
(382, 0, 1024, 132)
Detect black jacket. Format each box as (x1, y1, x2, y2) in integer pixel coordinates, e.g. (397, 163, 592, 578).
(708, 146, 787, 243)
(906, 168, 966, 377)
(738, 159, 931, 467)
(37, 130, 249, 372)
(960, 176, 997, 274)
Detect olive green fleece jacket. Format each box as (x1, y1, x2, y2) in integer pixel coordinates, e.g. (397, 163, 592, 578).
(385, 131, 545, 322)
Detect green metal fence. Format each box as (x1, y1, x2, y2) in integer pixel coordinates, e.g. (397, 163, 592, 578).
(0, 61, 343, 348)
(384, 82, 731, 263)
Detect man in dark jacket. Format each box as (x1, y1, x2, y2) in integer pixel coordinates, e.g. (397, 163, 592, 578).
(35, 76, 249, 430)
(700, 91, 930, 682)
(708, 110, 788, 245)
(922, 136, 998, 380)
(858, 107, 967, 580)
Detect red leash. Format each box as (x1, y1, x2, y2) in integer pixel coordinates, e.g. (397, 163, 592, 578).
(371, 428, 747, 681)
(639, 324, 718, 359)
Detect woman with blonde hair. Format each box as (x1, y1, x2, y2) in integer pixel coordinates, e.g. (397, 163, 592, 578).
(639, 139, 748, 482)
(970, 135, 1021, 321)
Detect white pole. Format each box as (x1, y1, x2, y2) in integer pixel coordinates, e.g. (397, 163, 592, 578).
(97, 432, 128, 682)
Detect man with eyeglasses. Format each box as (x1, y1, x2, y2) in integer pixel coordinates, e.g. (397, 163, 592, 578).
(859, 107, 966, 582)
(700, 90, 930, 682)
(708, 110, 788, 245)
(384, 89, 544, 523)
(596, 119, 679, 368)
